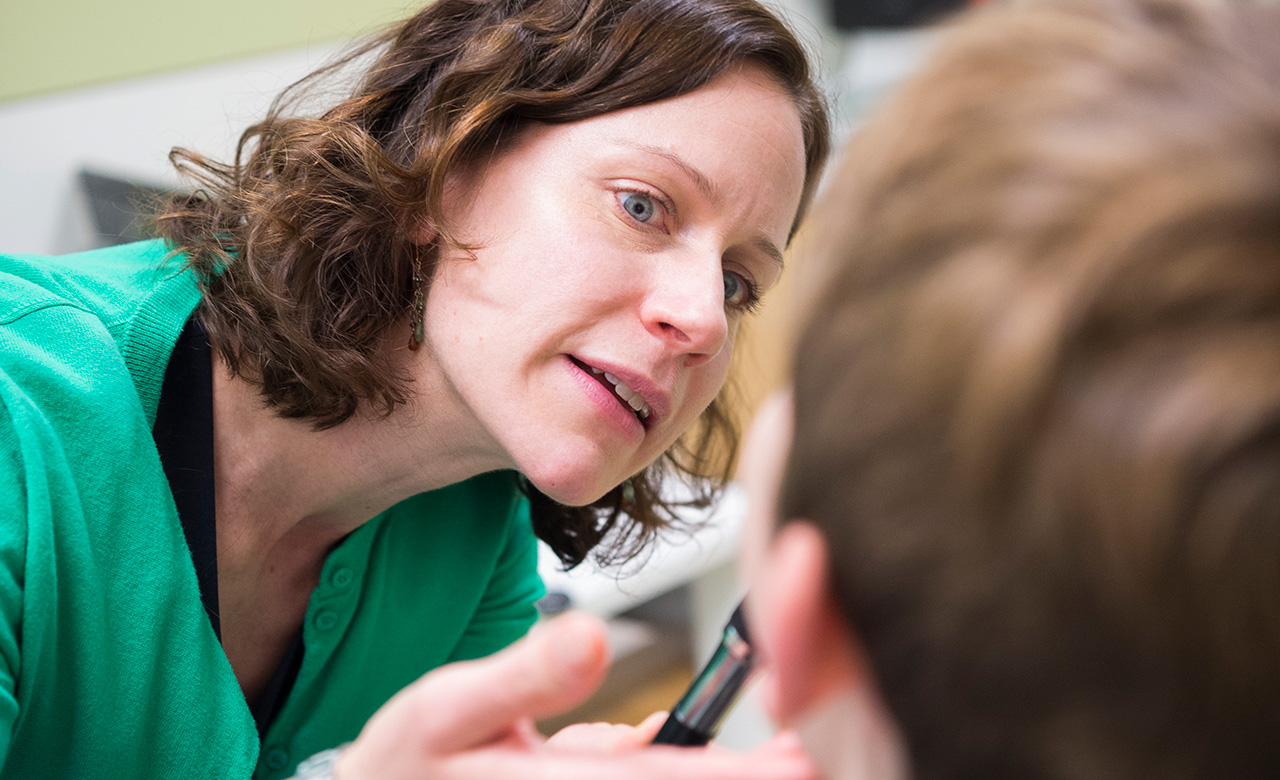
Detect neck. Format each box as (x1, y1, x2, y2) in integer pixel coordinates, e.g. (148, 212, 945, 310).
(210, 353, 509, 570)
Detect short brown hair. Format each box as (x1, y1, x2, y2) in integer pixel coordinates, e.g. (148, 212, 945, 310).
(158, 0, 830, 566)
(785, 0, 1280, 776)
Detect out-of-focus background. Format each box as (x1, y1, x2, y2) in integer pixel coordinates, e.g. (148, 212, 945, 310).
(0, 0, 948, 747)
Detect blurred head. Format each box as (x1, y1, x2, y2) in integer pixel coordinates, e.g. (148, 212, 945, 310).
(160, 0, 830, 565)
(742, 0, 1280, 777)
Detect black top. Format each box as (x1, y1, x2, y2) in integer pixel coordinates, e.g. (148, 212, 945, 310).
(152, 316, 303, 737)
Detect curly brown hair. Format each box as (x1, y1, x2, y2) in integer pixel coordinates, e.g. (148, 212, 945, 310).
(157, 0, 830, 567)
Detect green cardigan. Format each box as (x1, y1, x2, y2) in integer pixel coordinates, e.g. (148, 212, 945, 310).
(0, 240, 544, 779)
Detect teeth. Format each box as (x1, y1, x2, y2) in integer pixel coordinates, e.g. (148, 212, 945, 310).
(593, 367, 653, 421)
(606, 374, 637, 405)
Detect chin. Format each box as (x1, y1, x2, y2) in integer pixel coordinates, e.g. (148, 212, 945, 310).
(518, 460, 623, 507)
(524, 474, 615, 507)
(512, 439, 632, 506)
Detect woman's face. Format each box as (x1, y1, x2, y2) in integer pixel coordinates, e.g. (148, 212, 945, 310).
(422, 64, 807, 505)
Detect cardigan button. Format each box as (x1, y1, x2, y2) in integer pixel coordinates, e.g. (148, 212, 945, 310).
(264, 748, 289, 771)
(330, 567, 354, 590)
(314, 609, 339, 632)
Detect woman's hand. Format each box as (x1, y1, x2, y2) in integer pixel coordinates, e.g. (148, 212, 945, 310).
(334, 612, 818, 780)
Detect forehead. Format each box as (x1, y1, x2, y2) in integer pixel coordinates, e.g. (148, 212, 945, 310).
(586, 66, 805, 180)
(486, 65, 808, 236)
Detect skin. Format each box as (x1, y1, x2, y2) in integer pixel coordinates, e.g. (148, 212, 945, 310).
(208, 65, 806, 740)
(737, 394, 910, 780)
(418, 63, 807, 504)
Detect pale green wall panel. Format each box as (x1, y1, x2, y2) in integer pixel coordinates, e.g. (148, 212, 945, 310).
(0, 0, 422, 103)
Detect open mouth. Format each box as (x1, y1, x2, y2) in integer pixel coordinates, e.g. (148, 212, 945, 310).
(570, 357, 652, 424)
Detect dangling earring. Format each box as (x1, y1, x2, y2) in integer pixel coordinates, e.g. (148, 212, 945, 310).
(407, 256, 426, 351)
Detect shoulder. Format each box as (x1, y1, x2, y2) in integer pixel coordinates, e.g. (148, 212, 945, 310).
(435, 470, 528, 522)
(372, 471, 532, 573)
(0, 382, 30, 558)
(0, 244, 185, 537)
(0, 239, 193, 326)
(0, 240, 203, 422)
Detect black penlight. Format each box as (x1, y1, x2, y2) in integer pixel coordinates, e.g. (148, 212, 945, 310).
(652, 600, 756, 747)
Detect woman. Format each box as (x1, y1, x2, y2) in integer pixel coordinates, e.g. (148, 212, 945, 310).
(0, 0, 828, 776)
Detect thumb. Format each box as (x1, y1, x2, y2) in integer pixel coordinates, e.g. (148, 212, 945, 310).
(405, 611, 612, 753)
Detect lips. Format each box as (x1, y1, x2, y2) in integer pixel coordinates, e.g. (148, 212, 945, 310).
(569, 357, 654, 424)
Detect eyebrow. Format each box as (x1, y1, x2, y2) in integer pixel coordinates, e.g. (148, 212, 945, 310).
(616, 139, 786, 271)
(751, 236, 786, 272)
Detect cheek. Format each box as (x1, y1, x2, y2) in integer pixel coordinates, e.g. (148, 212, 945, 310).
(647, 350, 733, 458)
(688, 347, 734, 411)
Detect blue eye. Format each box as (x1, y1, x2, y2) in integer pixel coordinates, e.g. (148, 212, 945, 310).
(724, 271, 754, 309)
(621, 193, 656, 223)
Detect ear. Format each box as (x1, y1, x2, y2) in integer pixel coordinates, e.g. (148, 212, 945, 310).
(411, 217, 438, 247)
(753, 520, 865, 726)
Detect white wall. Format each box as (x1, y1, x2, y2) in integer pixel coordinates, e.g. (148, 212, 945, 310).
(0, 43, 347, 255)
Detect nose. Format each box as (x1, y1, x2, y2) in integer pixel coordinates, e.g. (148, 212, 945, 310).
(641, 254, 730, 366)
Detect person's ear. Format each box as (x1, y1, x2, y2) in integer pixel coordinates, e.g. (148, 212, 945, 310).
(753, 520, 865, 726)
(411, 216, 438, 247)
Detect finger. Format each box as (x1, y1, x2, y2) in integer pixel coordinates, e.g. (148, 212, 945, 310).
(444, 744, 820, 780)
(511, 717, 547, 750)
(406, 611, 612, 753)
(633, 711, 668, 743)
(545, 721, 643, 753)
